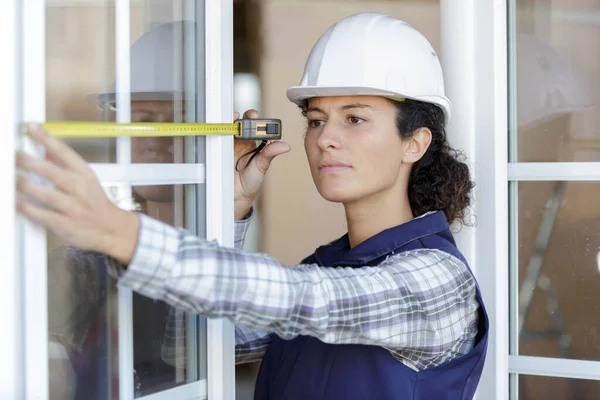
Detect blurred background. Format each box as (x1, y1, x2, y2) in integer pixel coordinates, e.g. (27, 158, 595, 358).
(43, 0, 599, 399)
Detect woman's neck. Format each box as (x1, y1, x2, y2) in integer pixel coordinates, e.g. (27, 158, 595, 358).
(344, 188, 414, 249)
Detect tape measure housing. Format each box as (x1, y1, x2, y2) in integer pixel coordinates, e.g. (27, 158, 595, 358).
(239, 118, 282, 140)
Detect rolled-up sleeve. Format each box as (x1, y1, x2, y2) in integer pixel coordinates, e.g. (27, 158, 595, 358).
(108, 213, 479, 371)
(155, 209, 272, 367)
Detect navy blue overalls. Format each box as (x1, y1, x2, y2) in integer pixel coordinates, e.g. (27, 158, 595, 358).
(254, 211, 489, 399)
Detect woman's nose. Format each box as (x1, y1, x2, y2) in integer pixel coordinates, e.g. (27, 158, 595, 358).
(316, 121, 343, 150)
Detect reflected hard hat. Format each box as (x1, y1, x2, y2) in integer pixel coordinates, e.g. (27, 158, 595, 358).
(286, 12, 451, 123)
(516, 34, 595, 130)
(93, 20, 198, 108)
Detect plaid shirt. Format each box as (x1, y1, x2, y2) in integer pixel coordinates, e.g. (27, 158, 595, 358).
(107, 210, 479, 372)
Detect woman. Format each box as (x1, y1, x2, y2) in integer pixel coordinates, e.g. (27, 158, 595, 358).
(16, 12, 488, 400)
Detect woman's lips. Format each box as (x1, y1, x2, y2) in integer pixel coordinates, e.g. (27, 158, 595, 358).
(319, 165, 351, 173)
(319, 161, 351, 173)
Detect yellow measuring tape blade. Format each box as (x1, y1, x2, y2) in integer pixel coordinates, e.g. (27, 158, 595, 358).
(40, 121, 241, 138)
(573, 139, 600, 150)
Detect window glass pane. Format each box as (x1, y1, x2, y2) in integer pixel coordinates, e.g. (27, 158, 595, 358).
(516, 374, 600, 400)
(47, 0, 205, 166)
(511, 1, 600, 162)
(130, 182, 205, 396)
(48, 183, 205, 398)
(516, 181, 600, 362)
(46, 0, 116, 163)
(45, 1, 206, 398)
(45, 3, 115, 398)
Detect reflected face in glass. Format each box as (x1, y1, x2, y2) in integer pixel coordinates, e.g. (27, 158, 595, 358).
(131, 101, 179, 203)
(131, 101, 177, 163)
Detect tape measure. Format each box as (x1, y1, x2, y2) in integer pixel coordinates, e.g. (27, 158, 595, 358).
(35, 118, 282, 172)
(574, 139, 600, 150)
(39, 118, 282, 141)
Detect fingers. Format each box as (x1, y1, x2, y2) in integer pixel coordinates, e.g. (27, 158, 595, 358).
(242, 109, 259, 119)
(16, 192, 62, 229)
(234, 109, 259, 121)
(16, 151, 73, 193)
(253, 141, 291, 174)
(26, 123, 90, 174)
(16, 175, 74, 213)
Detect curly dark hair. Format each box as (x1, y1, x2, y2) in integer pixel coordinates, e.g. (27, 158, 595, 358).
(392, 98, 474, 226)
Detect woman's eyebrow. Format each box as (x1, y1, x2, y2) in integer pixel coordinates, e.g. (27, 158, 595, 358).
(306, 107, 325, 114)
(341, 104, 372, 110)
(306, 104, 372, 114)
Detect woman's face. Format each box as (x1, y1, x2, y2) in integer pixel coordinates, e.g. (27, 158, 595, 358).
(303, 95, 410, 204)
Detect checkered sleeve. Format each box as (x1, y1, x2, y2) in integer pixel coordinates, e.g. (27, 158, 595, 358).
(160, 304, 271, 367)
(109, 213, 479, 371)
(157, 209, 272, 367)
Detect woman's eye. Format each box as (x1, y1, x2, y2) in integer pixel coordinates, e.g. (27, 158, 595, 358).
(348, 116, 365, 124)
(308, 119, 324, 128)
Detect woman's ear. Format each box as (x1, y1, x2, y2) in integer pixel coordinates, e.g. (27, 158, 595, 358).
(402, 127, 432, 164)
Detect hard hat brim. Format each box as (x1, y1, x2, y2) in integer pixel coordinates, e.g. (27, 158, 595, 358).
(90, 91, 191, 107)
(86, 92, 194, 113)
(286, 85, 451, 123)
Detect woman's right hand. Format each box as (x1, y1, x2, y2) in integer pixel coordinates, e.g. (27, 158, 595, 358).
(233, 109, 290, 220)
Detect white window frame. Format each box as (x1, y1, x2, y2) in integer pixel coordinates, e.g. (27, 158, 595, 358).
(204, 1, 236, 399)
(2, 0, 22, 398)
(440, 0, 509, 399)
(21, 1, 50, 399)
(13, 0, 235, 399)
(442, 1, 600, 399)
(504, 0, 600, 395)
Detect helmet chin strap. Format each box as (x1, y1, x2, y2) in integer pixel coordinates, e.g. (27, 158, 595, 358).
(235, 140, 269, 172)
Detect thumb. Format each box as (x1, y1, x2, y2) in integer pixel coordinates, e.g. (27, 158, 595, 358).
(254, 141, 291, 174)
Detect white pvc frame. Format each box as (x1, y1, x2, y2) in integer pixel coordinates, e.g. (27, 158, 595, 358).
(89, 164, 205, 186)
(441, 0, 600, 399)
(13, 0, 235, 399)
(508, 162, 600, 181)
(204, 0, 236, 399)
(504, 0, 600, 394)
(21, 1, 49, 399)
(2, 0, 22, 398)
(440, 1, 509, 399)
(509, 356, 600, 380)
(115, 2, 135, 399)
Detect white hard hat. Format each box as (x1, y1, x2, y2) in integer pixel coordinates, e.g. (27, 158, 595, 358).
(286, 12, 451, 123)
(92, 20, 198, 108)
(516, 34, 595, 130)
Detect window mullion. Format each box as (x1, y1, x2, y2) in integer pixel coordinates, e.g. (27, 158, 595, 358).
(204, 0, 235, 399)
(21, 0, 49, 399)
(89, 163, 205, 186)
(441, 1, 510, 399)
(115, 0, 134, 399)
(136, 380, 207, 400)
(509, 356, 600, 381)
(508, 162, 600, 181)
(3, 0, 23, 397)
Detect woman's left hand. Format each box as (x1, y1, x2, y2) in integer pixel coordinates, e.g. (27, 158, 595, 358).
(15, 123, 139, 264)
